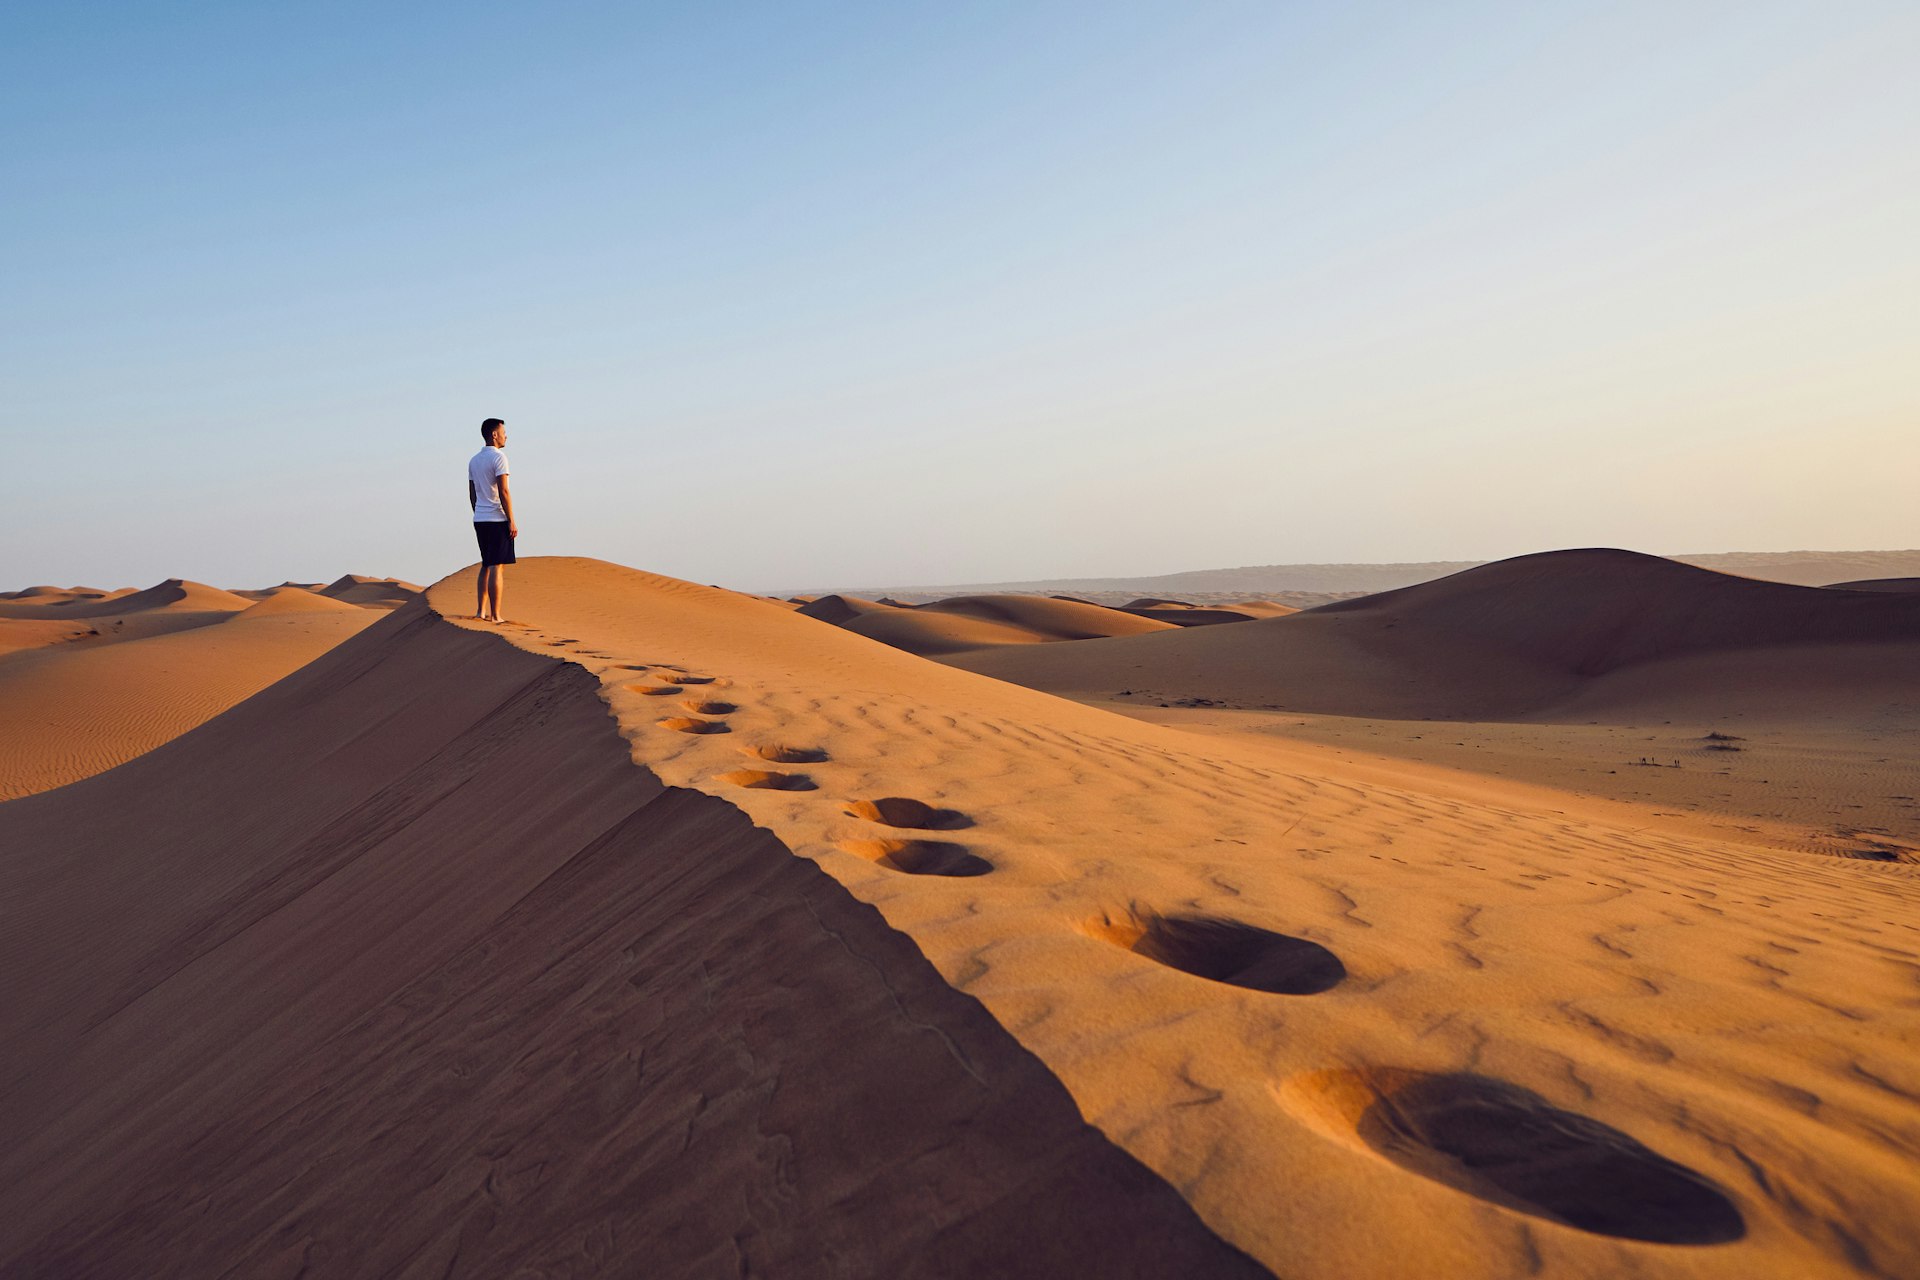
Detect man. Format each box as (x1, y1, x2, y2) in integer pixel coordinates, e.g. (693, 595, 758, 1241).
(468, 418, 518, 622)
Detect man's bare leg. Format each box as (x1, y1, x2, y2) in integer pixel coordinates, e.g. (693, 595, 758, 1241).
(475, 563, 489, 620)
(486, 565, 505, 622)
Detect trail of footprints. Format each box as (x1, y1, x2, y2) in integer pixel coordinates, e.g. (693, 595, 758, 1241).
(624, 666, 980, 874)
(611, 656, 1748, 1250)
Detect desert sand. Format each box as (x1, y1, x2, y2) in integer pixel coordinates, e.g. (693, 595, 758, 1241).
(816, 546, 1920, 604)
(0, 578, 404, 800)
(1829, 577, 1920, 593)
(793, 591, 1182, 656)
(788, 591, 1302, 657)
(952, 549, 1920, 717)
(953, 549, 1920, 858)
(317, 573, 426, 608)
(2, 552, 1916, 1277)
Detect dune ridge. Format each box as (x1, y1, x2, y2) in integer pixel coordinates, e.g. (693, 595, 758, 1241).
(0, 573, 415, 799)
(955, 548, 1920, 720)
(0, 577, 253, 622)
(236, 585, 365, 617)
(318, 574, 422, 608)
(0, 600, 380, 800)
(1829, 577, 1920, 593)
(810, 547, 1920, 602)
(0, 599, 1261, 1277)
(1112, 597, 1300, 626)
(4, 556, 1915, 1276)
(795, 591, 1182, 656)
(411, 558, 1917, 1279)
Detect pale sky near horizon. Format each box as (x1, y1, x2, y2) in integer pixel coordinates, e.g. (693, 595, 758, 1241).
(5, 1, 1917, 593)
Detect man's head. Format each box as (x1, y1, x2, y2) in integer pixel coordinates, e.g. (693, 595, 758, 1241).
(481, 418, 507, 446)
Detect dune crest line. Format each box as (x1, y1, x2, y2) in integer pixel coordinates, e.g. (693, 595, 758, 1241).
(0, 593, 1264, 1276)
(426, 557, 1920, 1280)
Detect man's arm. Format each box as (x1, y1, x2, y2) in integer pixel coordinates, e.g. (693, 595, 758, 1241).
(499, 474, 518, 538)
(468, 479, 476, 511)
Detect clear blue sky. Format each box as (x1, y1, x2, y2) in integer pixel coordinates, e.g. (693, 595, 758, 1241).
(6, 1, 1917, 592)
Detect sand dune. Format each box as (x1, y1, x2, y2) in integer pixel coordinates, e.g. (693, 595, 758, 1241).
(5, 555, 1917, 1277)
(0, 577, 252, 621)
(1829, 576, 1920, 593)
(236, 585, 366, 616)
(0, 619, 94, 658)
(464, 559, 1920, 1277)
(318, 573, 422, 608)
(793, 592, 895, 625)
(955, 548, 1920, 721)
(0, 576, 397, 667)
(820, 547, 1920, 602)
(0, 577, 260, 654)
(1113, 597, 1300, 627)
(0, 600, 379, 800)
(0, 585, 135, 606)
(0, 595, 1260, 1278)
(799, 591, 1180, 656)
(232, 580, 325, 601)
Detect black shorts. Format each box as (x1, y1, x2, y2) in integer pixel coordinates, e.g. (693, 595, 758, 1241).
(475, 521, 516, 566)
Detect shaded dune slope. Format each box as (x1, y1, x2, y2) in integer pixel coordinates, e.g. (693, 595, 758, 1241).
(799, 591, 1178, 656)
(236, 584, 366, 616)
(1829, 577, 1920, 593)
(0, 603, 1261, 1277)
(956, 549, 1920, 719)
(0, 577, 251, 620)
(0, 577, 259, 654)
(1113, 597, 1300, 627)
(319, 573, 423, 608)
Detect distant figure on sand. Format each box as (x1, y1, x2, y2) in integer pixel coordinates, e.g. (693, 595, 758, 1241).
(468, 418, 517, 622)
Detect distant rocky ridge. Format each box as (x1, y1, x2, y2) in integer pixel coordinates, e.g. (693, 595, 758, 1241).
(808, 549, 1920, 606)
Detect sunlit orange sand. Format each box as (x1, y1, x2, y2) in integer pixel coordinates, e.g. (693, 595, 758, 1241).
(1, 555, 1915, 1276)
(0, 579, 397, 800)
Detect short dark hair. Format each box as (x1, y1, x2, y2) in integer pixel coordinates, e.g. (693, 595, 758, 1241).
(481, 418, 505, 442)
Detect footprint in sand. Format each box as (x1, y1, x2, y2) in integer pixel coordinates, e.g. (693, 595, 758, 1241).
(838, 838, 991, 878)
(1275, 1068, 1745, 1245)
(744, 744, 830, 764)
(659, 717, 729, 735)
(682, 699, 737, 716)
(718, 769, 816, 792)
(625, 683, 683, 696)
(844, 796, 971, 831)
(1091, 911, 1345, 995)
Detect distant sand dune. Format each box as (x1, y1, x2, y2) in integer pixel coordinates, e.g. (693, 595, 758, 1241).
(955, 548, 1920, 721)
(0, 586, 382, 800)
(0, 619, 93, 657)
(816, 547, 1920, 602)
(1113, 597, 1300, 626)
(798, 591, 1182, 656)
(236, 585, 365, 617)
(0, 577, 252, 621)
(2, 556, 1916, 1276)
(0, 578, 260, 653)
(318, 573, 423, 608)
(0, 596, 1262, 1278)
(1829, 576, 1920, 593)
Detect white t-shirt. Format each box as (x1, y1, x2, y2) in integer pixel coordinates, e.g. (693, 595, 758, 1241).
(469, 446, 511, 522)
